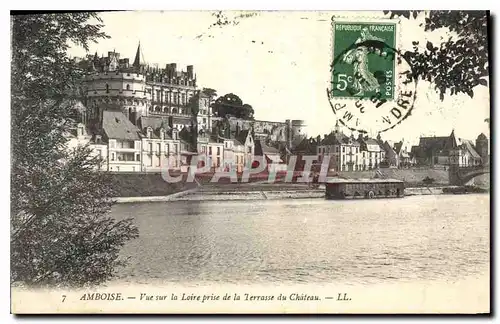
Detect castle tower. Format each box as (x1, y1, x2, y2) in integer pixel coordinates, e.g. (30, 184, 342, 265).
(475, 133, 489, 165)
(84, 46, 150, 126)
(288, 119, 307, 149)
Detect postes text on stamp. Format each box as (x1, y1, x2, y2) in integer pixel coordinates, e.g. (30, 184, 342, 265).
(328, 16, 417, 134)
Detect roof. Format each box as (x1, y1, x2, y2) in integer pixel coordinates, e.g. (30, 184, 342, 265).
(365, 138, 379, 146)
(235, 129, 251, 144)
(326, 178, 404, 184)
(140, 116, 172, 139)
(140, 116, 170, 130)
(292, 137, 318, 154)
(462, 140, 481, 159)
(382, 141, 396, 155)
(418, 131, 457, 152)
(320, 132, 360, 146)
(254, 140, 280, 156)
(102, 111, 141, 141)
(393, 141, 403, 154)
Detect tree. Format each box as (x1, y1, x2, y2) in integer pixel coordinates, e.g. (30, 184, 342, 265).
(384, 11, 488, 100)
(212, 93, 254, 119)
(201, 87, 217, 102)
(11, 13, 138, 287)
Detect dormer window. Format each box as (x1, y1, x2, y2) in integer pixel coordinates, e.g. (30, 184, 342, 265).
(147, 127, 153, 139)
(172, 130, 178, 140)
(95, 135, 102, 144)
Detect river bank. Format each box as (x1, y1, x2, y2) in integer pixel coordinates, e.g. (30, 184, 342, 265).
(113, 184, 488, 203)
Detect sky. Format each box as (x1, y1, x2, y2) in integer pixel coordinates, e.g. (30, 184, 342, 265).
(68, 11, 491, 146)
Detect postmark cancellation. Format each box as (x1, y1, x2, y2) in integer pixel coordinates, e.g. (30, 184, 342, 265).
(329, 15, 417, 134)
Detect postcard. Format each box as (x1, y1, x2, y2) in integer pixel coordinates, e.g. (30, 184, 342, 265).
(10, 10, 490, 314)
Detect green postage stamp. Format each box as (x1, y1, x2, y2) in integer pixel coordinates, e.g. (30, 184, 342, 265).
(328, 15, 417, 134)
(331, 21, 397, 100)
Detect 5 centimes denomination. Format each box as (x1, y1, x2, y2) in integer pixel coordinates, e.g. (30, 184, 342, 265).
(328, 16, 417, 134)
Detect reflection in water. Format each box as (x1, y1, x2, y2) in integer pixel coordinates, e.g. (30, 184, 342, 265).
(111, 195, 490, 285)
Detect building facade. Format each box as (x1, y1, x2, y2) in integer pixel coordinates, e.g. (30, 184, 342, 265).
(74, 44, 306, 173)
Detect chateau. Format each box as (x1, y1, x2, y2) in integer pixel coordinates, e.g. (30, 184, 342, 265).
(70, 43, 306, 173)
(69, 43, 488, 174)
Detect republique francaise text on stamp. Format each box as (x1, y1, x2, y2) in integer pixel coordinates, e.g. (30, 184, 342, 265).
(329, 16, 417, 134)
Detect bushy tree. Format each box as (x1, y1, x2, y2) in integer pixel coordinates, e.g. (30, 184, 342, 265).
(11, 13, 138, 287)
(384, 10, 489, 100)
(212, 93, 254, 119)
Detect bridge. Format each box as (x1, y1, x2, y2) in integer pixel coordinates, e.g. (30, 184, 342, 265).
(448, 164, 490, 186)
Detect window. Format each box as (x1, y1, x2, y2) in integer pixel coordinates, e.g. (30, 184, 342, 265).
(126, 84, 130, 91)
(247, 147, 251, 153)
(209, 147, 212, 155)
(165, 144, 169, 154)
(336, 147, 339, 153)
(96, 149, 102, 157)
(111, 153, 115, 161)
(216, 157, 220, 167)
(136, 153, 140, 161)
(174, 144, 178, 154)
(342, 147, 345, 153)
(157, 143, 161, 153)
(106, 84, 109, 93)
(217, 147, 220, 155)
(149, 143, 153, 152)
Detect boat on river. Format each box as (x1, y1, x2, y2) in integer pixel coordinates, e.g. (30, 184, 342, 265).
(325, 178, 405, 200)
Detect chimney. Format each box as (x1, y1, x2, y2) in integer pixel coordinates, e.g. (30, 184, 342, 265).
(170, 63, 177, 78)
(187, 65, 194, 79)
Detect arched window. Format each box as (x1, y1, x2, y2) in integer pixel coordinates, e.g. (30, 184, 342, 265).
(126, 84, 130, 91)
(172, 108, 178, 114)
(155, 106, 161, 112)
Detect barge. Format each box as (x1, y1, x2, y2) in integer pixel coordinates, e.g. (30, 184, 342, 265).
(325, 178, 405, 199)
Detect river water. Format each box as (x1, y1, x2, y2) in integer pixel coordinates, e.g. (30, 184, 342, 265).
(110, 194, 489, 286)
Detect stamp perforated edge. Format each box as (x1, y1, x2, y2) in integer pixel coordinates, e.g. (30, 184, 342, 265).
(328, 14, 402, 103)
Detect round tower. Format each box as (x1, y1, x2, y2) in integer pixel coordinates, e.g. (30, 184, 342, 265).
(287, 119, 307, 149)
(475, 133, 489, 165)
(85, 70, 150, 126)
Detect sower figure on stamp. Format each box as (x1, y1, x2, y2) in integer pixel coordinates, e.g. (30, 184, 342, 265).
(341, 27, 385, 96)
